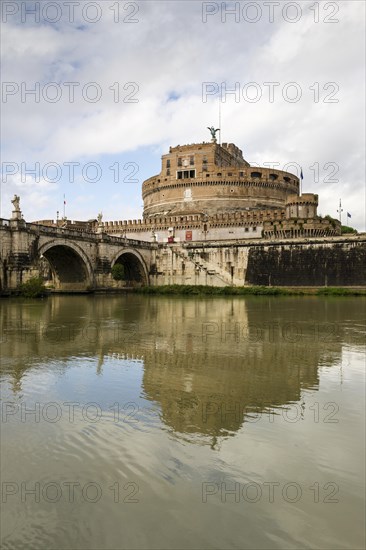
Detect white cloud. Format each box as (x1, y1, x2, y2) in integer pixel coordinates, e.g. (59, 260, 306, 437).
(1, 0, 365, 229)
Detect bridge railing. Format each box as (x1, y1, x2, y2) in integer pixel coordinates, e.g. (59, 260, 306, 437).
(99, 233, 153, 248)
(0, 218, 152, 248)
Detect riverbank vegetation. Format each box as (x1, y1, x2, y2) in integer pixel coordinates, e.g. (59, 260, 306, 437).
(18, 277, 48, 298)
(137, 285, 366, 296)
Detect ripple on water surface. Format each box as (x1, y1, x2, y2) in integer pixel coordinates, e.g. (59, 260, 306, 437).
(1, 295, 365, 549)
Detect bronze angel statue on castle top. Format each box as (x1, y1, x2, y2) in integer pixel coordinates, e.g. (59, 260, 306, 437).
(207, 126, 220, 140)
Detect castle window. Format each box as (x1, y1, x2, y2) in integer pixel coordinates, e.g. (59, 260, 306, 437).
(228, 172, 232, 176)
(166, 159, 171, 168)
(206, 173, 210, 177)
(166, 169, 170, 176)
(202, 165, 208, 171)
(253, 226, 257, 231)
(284, 176, 291, 182)
(203, 156, 207, 164)
(269, 174, 278, 180)
(178, 157, 182, 167)
(239, 171, 244, 177)
(177, 170, 196, 179)
(245, 227, 249, 232)
(217, 172, 222, 176)
(190, 156, 194, 166)
(251, 172, 262, 179)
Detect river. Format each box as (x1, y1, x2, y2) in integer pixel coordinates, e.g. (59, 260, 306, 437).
(0, 294, 365, 549)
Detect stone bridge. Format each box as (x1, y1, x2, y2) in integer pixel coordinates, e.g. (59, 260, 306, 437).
(0, 218, 154, 292)
(1, 217, 366, 293)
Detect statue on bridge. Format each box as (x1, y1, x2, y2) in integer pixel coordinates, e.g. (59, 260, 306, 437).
(97, 212, 103, 233)
(11, 194, 20, 211)
(11, 194, 23, 220)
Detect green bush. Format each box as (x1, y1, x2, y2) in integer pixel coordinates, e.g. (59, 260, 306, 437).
(341, 225, 357, 234)
(111, 263, 125, 281)
(316, 287, 365, 296)
(19, 277, 47, 298)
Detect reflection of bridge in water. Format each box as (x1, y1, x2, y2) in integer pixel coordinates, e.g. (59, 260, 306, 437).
(1, 295, 362, 443)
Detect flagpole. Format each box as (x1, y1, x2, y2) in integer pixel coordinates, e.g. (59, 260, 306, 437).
(63, 194, 66, 218)
(337, 198, 343, 225)
(300, 167, 303, 196)
(218, 94, 222, 145)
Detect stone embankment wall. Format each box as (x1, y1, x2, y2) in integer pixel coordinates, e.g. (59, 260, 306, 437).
(152, 236, 366, 287)
(245, 239, 366, 286)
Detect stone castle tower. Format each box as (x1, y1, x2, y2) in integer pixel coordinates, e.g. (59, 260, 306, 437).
(33, 135, 341, 241)
(142, 141, 299, 218)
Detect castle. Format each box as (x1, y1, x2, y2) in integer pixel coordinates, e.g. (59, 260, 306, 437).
(35, 134, 341, 241)
(3, 133, 364, 293)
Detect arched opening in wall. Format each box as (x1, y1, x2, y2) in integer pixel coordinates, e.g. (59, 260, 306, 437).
(41, 245, 91, 291)
(113, 252, 148, 287)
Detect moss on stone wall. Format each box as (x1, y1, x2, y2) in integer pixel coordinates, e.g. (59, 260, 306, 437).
(245, 243, 366, 287)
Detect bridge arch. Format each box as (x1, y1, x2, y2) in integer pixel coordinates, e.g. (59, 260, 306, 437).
(111, 248, 149, 286)
(38, 240, 94, 291)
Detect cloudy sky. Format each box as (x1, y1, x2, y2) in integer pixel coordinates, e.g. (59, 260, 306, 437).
(1, 0, 365, 230)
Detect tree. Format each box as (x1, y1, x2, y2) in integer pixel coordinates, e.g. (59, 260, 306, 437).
(111, 263, 125, 281)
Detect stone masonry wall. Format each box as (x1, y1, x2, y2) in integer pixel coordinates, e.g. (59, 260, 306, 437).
(151, 236, 366, 287)
(245, 240, 366, 287)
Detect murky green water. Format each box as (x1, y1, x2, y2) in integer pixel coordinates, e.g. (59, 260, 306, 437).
(0, 294, 365, 549)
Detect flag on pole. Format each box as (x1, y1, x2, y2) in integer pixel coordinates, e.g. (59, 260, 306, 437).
(300, 168, 304, 180)
(347, 212, 351, 218)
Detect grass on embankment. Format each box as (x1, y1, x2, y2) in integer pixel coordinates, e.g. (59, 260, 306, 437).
(136, 285, 366, 296)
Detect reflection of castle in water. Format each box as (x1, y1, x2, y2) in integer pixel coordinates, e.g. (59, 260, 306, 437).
(1, 296, 362, 440)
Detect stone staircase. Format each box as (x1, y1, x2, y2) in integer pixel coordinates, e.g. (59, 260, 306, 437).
(172, 245, 237, 286)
